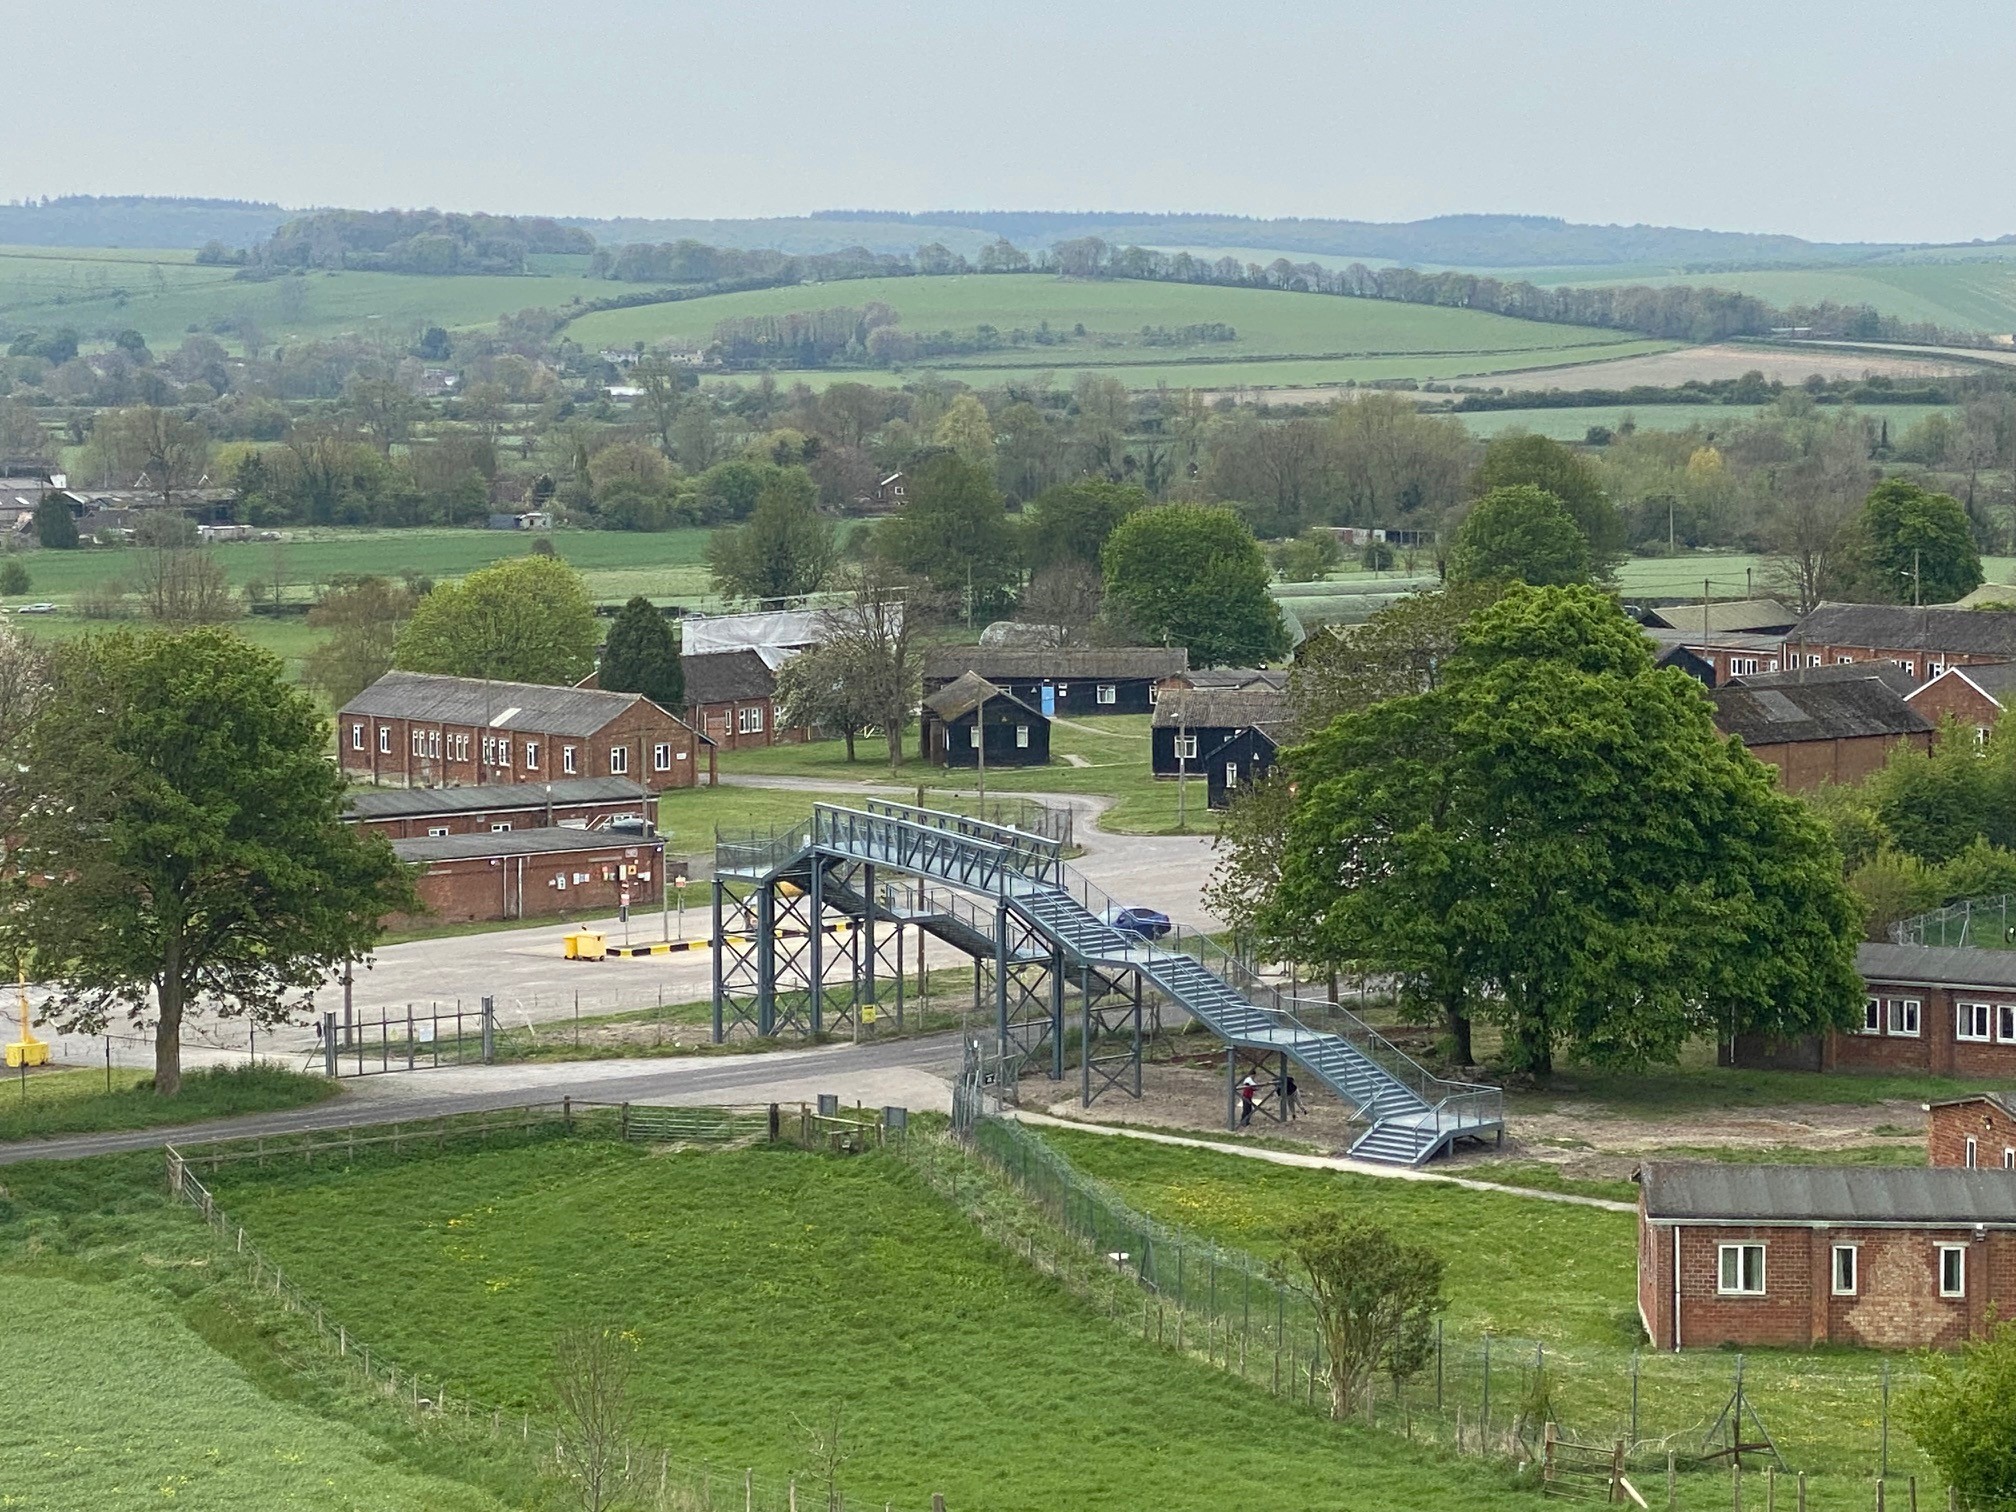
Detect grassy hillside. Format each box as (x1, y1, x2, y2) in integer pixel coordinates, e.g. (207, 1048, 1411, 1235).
(0, 245, 613, 352)
(1451, 401, 1954, 441)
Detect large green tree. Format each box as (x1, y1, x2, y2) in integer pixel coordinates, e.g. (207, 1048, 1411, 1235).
(301, 576, 418, 708)
(599, 596, 684, 711)
(875, 452, 1020, 616)
(394, 554, 599, 685)
(1840, 477, 1983, 605)
(1471, 433, 1622, 576)
(706, 469, 838, 605)
(1262, 585, 1862, 1073)
(1902, 1317, 2016, 1511)
(0, 629, 413, 1093)
(1445, 485, 1591, 588)
(1101, 503, 1288, 667)
(33, 493, 76, 549)
(1021, 481, 1147, 571)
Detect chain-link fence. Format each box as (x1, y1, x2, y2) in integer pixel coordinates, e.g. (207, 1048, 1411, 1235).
(1893, 893, 2016, 949)
(959, 1115, 1940, 1504)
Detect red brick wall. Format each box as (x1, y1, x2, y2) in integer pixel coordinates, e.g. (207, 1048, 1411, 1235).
(1782, 643, 2007, 679)
(689, 697, 806, 751)
(1640, 1213, 2016, 1349)
(1823, 985, 2016, 1078)
(1742, 731, 1932, 791)
(352, 796, 656, 839)
(391, 839, 664, 927)
(1906, 675, 2002, 736)
(1929, 1099, 2016, 1169)
(339, 702, 707, 792)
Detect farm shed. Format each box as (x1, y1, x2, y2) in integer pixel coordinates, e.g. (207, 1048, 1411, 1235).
(1785, 602, 2016, 680)
(1707, 675, 1932, 791)
(1928, 1093, 2016, 1171)
(921, 646, 1189, 717)
(1725, 942, 2016, 1080)
(389, 827, 666, 927)
(919, 673, 1050, 768)
(343, 777, 654, 839)
(340, 671, 714, 793)
(1637, 1161, 2016, 1351)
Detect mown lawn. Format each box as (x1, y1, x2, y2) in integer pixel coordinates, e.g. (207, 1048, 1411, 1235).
(208, 1138, 1535, 1512)
(0, 1063, 335, 1144)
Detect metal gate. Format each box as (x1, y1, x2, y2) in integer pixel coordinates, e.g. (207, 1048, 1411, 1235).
(320, 999, 495, 1077)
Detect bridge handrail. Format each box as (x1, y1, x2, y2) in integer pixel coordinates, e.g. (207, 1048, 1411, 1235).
(863, 799, 1063, 880)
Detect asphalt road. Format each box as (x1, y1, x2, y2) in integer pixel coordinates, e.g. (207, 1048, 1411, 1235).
(0, 1030, 968, 1166)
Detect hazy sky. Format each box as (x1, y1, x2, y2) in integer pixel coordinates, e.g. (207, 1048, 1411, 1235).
(7, 0, 2012, 244)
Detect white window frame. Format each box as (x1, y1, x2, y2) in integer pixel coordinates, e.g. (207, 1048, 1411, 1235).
(1836, 654, 1856, 664)
(377, 725, 391, 754)
(481, 735, 495, 766)
(497, 738, 511, 767)
(1965, 1135, 1978, 1169)
(1225, 760, 1239, 787)
(525, 741, 539, 770)
(2004, 1147, 2015, 1170)
(1096, 684, 1118, 705)
(653, 742, 672, 771)
(1718, 1243, 1766, 1296)
(351, 723, 365, 751)
(609, 746, 628, 775)
(1175, 734, 1198, 760)
(1998, 1004, 2016, 1042)
(411, 730, 425, 756)
(1894, 659, 1917, 677)
(1858, 997, 1882, 1035)
(426, 825, 449, 838)
(969, 725, 982, 749)
(1729, 657, 1760, 677)
(1148, 684, 1160, 704)
(428, 730, 441, 758)
(1939, 1245, 1966, 1298)
(490, 821, 513, 833)
(1959, 1002, 1993, 1042)
(1015, 724, 1029, 748)
(1806, 654, 1824, 668)
(562, 745, 577, 775)
(1831, 1244, 1857, 1297)
(1055, 683, 1069, 698)
(1887, 998, 1921, 1038)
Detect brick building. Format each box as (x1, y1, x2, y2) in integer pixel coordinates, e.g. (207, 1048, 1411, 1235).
(344, 777, 654, 839)
(1904, 662, 2016, 740)
(1726, 942, 2016, 1078)
(340, 672, 714, 793)
(1637, 1162, 2016, 1351)
(1708, 675, 1933, 790)
(1783, 602, 2016, 680)
(1642, 628, 1787, 685)
(389, 827, 665, 927)
(922, 647, 1189, 718)
(682, 649, 807, 751)
(1928, 1094, 2016, 1171)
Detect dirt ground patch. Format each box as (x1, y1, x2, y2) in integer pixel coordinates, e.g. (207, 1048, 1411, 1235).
(1035, 1059, 1930, 1178)
(1491, 342, 1976, 391)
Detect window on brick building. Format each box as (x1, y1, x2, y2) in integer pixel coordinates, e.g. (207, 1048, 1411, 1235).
(1965, 1136, 1978, 1169)
(1858, 997, 1881, 1035)
(1831, 1245, 1857, 1296)
(2004, 1147, 2015, 1170)
(1887, 998, 1921, 1037)
(428, 731, 441, 758)
(1959, 1002, 1992, 1042)
(1729, 657, 1760, 676)
(610, 746, 628, 775)
(653, 743, 672, 771)
(563, 746, 577, 774)
(525, 742, 539, 770)
(411, 731, 424, 756)
(426, 825, 449, 837)
(377, 726, 390, 754)
(497, 739, 511, 766)
(1939, 1245, 1966, 1298)
(1718, 1244, 1765, 1295)
(351, 723, 365, 750)
(1998, 1004, 2016, 1042)
(491, 822, 512, 833)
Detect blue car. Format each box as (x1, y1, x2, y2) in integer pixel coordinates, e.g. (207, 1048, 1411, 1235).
(1101, 906, 1172, 940)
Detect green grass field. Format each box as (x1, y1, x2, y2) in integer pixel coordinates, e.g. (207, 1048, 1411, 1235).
(1520, 261, 2016, 335)
(0, 244, 614, 352)
(0, 1063, 335, 1144)
(202, 1137, 1533, 1512)
(1449, 401, 1955, 441)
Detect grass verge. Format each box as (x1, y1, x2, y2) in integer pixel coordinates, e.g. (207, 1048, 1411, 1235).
(0, 1062, 335, 1143)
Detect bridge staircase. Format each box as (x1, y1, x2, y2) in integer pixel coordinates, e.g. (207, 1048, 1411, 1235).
(713, 800, 1502, 1165)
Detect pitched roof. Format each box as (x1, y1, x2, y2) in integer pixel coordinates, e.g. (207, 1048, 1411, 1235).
(1790, 602, 2016, 658)
(1642, 599, 1799, 634)
(342, 671, 677, 739)
(1907, 661, 2016, 709)
(1642, 627, 1787, 654)
(1955, 582, 2016, 610)
(682, 649, 775, 705)
(1152, 686, 1290, 731)
(392, 827, 661, 864)
(1640, 1162, 2016, 1225)
(1734, 661, 1922, 697)
(1179, 667, 1289, 691)
(1709, 677, 1933, 745)
(923, 646, 1190, 683)
(345, 778, 649, 821)
(921, 671, 1044, 724)
(1928, 1091, 2016, 1118)
(1857, 940, 2016, 991)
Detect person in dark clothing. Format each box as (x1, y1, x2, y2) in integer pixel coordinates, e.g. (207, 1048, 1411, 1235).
(1282, 1072, 1300, 1120)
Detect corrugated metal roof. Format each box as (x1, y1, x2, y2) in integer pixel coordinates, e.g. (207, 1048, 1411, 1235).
(923, 646, 1190, 682)
(1857, 940, 2016, 989)
(1641, 1162, 2016, 1224)
(1642, 600, 1798, 634)
(342, 672, 660, 738)
(1736, 662, 1922, 697)
(345, 778, 648, 820)
(392, 828, 660, 864)
(1792, 603, 2016, 658)
(1711, 677, 1932, 744)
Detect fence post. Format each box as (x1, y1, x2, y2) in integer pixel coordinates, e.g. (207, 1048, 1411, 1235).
(1798, 1472, 1807, 1512)
(1881, 1358, 1891, 1479)
(563, 1095, 573, 1131)
(1612, 1438, 1625, 1505)
(1668, 1452, 1677, 1511)
(323, 1012, 338, 1078)
(621, 1103, 630, 1141)
(481, 997, 495, 1064)
(1435, 1319, 1444, 1411)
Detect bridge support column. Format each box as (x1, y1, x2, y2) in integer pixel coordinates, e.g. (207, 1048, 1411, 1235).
(808, 863, 824, 1036)
(861, 863, 877, 1011)
(993, 900, 1010, 1054)
(1079, 964, 1092, 1106)
(710, 880, 725, 1044)
(1227, 1047, 1238, 1131)
(757, 882, 777, 1037)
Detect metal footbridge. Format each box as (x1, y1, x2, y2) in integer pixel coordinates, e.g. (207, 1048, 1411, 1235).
(711, 799, 1502, 1165)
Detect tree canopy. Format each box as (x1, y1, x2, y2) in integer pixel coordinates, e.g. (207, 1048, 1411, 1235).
(706, 468, 838, 604)
(598, 596, 684, 711)
(394, 554, 599, 685)
(1840, 477, 1983, 605)
(1471, 433, 1622, 576)
(1260, 585, 1862, 1074)
(302, 576, 418, 707)
(0, 628, 413, 1093)
(1101, 503, 1288, 667)
(1902, 1316, 2016, 1512)
(874, 452, 1020, 615)
(1021, 481, 1147, 571)
(1445, 485, 1591, 588)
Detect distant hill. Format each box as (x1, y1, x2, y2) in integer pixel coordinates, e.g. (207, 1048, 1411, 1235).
(0, 195, 293, 249)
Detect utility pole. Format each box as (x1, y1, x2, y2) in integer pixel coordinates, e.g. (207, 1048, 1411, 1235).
(1177, 720, 1189, 833)
(1913, 547, 1922, 607)
(974, 685, 988, 802)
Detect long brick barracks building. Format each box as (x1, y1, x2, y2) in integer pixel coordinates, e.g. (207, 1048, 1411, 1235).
(340, 672, 714, 792)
